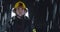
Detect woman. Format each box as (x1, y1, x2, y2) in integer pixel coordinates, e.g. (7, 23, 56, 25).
(6, 1, 32, 32)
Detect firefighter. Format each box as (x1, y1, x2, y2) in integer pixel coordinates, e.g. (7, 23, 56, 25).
(6, 1, 32, 32)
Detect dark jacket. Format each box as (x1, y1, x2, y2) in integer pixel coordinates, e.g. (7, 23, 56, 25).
(6, 16, 32, 32)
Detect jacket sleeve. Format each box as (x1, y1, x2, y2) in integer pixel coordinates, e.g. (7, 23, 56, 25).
(27, 19, 32, 32)
(29, 19, 32, 32)
(6, 19, 13, 32)
(24, 17, 32, 32)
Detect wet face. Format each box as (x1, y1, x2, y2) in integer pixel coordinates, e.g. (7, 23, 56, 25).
(15, 7, 26, 16)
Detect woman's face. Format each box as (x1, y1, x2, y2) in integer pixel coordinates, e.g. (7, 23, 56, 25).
(15, 7, 26, 16)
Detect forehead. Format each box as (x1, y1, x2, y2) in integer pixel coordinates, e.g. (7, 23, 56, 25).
(18, 6, 23, 9)
(17, 7, 24, 10)
(16, 7, 26, 11)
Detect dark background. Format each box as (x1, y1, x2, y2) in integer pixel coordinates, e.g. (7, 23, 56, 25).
(0, 0, 60, 32)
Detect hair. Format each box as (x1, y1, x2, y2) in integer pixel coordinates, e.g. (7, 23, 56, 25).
(13, 8, 27, 13)
(13, 1, 27, 13)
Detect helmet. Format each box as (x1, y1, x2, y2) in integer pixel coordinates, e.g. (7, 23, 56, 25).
(14, 1, 27, 11)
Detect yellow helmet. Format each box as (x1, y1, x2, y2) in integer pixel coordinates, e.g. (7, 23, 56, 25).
(14, 1, 27, 11)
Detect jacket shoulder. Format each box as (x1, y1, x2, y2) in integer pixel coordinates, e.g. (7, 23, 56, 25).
(8, 16, 16, 26)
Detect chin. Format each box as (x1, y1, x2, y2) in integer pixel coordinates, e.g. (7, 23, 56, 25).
(19, 15, 24, 16)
